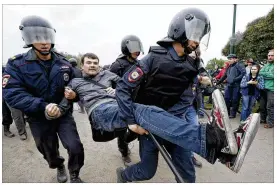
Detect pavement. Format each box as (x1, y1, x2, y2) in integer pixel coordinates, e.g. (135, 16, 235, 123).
(2, 109, 274, 183)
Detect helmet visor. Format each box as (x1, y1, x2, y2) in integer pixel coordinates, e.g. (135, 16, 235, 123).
(185, 17, 211, 51)
(21, 26, 55, 45)
(126, 40, 144, 54)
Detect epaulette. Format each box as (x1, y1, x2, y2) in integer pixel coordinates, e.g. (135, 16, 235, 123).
(8, 54, 23, 62)
(148, 46, 167, 54)
(117, 54, 126, 59)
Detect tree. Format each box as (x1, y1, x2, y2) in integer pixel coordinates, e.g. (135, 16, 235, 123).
(205, 58, 226, 71)
(58, 51, 83, 68)
(221, 8, 274, 63)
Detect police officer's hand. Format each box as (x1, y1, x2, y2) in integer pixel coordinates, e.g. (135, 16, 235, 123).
(105, 87, 116, 95)
(199, 76, 212, 86)
(64, 87, 76, 100)
(45, 103, 61, 118)
(128, 124, 149, 135)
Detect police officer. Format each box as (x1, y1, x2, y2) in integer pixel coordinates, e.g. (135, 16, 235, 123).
(68, 58, 85, 113)
(115, 8, 211, 183)
(110, 35, 143, 76)
(110, 35, 144, 166)
(69, 58, 82, 78)
(3, 15, 84, 183)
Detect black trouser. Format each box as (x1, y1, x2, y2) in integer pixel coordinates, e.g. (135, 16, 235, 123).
(118, 133, 129, 157)
(7, 104, 26, 135)
(2, 99, 13, 127)
(28, 114, 84, 173)
(259, 89, 267, 122)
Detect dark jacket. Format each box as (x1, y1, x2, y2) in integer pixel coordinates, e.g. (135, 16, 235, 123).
(218, 62, 246, 87)
(2, 49, 74, 118)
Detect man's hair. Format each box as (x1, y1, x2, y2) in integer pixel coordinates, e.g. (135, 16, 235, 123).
(269, 49, 274, 52)
(81, 53, 99, 65)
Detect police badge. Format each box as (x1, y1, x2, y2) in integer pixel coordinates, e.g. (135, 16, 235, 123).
(63, 73, 69, 82)
(128, 67, 143, 83)
(2, 75, 10, 88)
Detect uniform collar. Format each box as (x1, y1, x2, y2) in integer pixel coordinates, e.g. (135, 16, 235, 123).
(168, 46, 186, 61)
(25, 49, 57, 61)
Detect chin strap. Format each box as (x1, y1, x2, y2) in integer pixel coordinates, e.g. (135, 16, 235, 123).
(32, 45, 52, 56)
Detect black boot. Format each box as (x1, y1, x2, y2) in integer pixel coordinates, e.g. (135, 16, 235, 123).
(70, 171, 83, 183)
(57, 164, 68, 183)
(4, 125, 15, 138)
(19, 132, 28, 140)
(205, 124, 227, 164)
(116, 167, 127, 183)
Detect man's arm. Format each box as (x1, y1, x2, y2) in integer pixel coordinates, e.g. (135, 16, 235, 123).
(217, 68, 228, 84)
(233, 63, 246, 82)
(259, 65, 274, 80)
(115, 54, 152, 125)
(3, 60, 48, 114)
(110, 60, 123, 77)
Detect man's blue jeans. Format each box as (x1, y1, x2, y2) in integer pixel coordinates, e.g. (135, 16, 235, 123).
(240, 95, 256, 121)
(121, 106, 197, 182)
(90, 102, 207, 158)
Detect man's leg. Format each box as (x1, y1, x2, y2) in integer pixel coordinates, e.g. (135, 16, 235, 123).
(118, 135, 159, 182)
(117, 134, 131, 165)
(94, 102, 258, 172)
(28, 118, 67, 183)
(7, 104, 27, 140)
(265, 91, 274, 128)
(180, 105, 202, 168)
(165, 143, 195, 183)
(230, 86, 240, 118)
(224, 86, 232, 115)
(2, 99, 14, 137)
(240, 95, 250, 122)
(58, 114, 85, 183)
(259, 89, 267, 123)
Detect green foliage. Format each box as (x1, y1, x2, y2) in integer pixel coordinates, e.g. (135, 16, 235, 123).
(221, 8, 274, 64)
(205, 58, 226, 70)
(58, 51, 83, 68)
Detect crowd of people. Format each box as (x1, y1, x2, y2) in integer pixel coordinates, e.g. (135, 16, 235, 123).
(204, 51, 274, 128)
(2, 7, 270, 183)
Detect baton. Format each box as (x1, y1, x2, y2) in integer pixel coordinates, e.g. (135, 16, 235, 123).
(149, 133, 185, 183)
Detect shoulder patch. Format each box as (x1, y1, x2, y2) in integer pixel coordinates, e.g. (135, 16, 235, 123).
(128, 67, 144, 83)
(8, 54, 23, 62)
(148, 46, 167, 54)
(2, 75, 10, 88)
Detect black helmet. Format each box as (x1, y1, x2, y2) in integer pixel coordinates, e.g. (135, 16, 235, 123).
(19, 15, 56, 49)
(121, 35, 144, 56)
(68, 58, 78, 67)
(157, 8, 211, 53)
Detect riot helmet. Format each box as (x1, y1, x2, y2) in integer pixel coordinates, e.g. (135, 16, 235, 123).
(121, 35, 144, 58)
(157, 8, 211, 54)
(19, 15, 56, 55)
(68, 58, 78, 67)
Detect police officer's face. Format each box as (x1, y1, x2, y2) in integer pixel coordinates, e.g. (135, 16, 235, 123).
(82, 57, 100, 76)
(186, 40, 199, 53)
(32, 43, 51, 52)
(131, 52, 140, 59)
